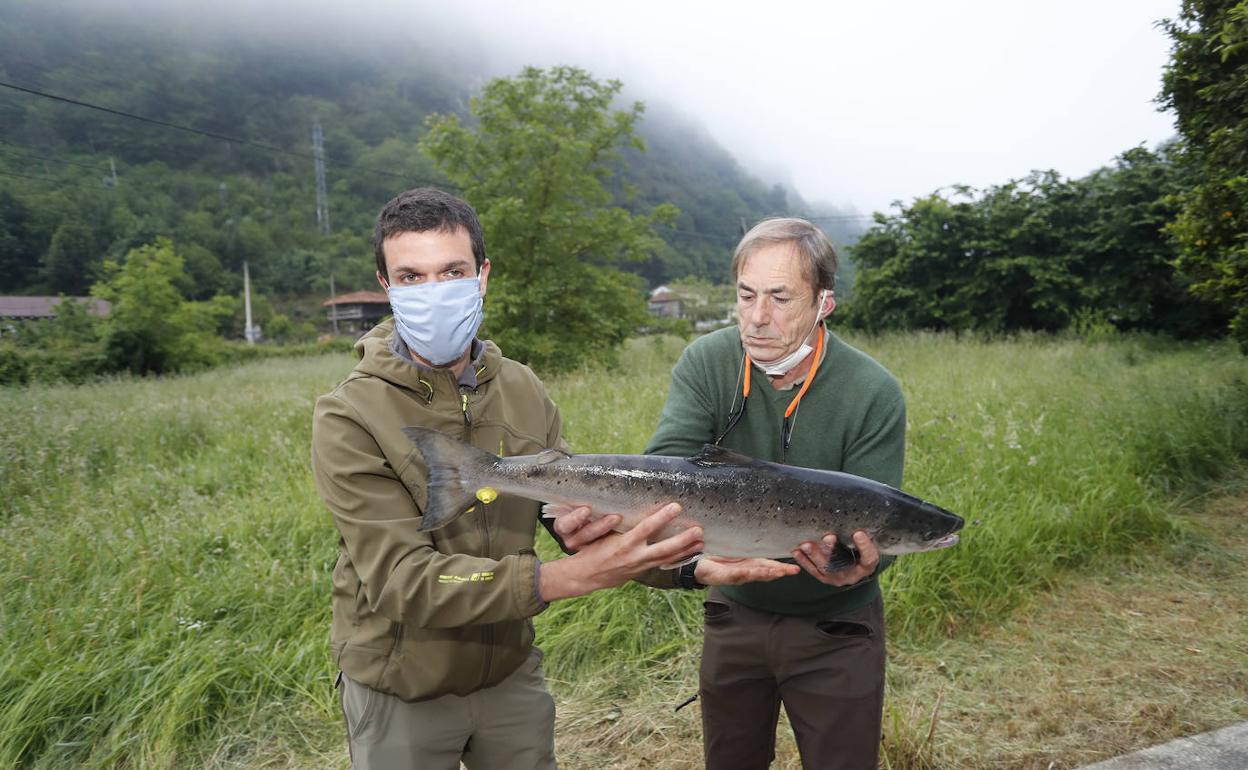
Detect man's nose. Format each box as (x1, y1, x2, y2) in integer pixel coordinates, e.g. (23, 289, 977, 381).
(747, 297, 772, 326)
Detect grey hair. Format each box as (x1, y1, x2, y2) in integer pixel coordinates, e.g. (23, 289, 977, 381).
(730, 217, 837, 296)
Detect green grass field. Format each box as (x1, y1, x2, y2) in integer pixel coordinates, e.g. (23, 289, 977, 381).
(1, 331, 1245, 768)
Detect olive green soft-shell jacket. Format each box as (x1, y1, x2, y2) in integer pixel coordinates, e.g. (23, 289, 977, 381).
(311, 320, 563, 701)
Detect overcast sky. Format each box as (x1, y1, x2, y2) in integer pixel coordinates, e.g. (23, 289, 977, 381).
(424, 0, 1181, 217)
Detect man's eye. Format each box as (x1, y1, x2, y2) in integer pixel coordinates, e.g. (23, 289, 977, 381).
(774, 297, 791, 305)
(447, 269, 464, 279)
(738, 294, 754, 302)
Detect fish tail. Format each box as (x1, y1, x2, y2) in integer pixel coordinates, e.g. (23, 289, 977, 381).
(401, 427, 499, 531)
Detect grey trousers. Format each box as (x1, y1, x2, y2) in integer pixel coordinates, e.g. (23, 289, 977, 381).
(699, 588, 886, 770)
(339, 648, 557, 770)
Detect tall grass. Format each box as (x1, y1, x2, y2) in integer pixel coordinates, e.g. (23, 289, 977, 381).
(1, 332, 1244, 767)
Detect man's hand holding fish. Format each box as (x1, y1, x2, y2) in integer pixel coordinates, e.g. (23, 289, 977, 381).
(550, 504, 802, 587)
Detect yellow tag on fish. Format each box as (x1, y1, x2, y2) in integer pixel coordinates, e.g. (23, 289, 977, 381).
(475, 487, 498, 504)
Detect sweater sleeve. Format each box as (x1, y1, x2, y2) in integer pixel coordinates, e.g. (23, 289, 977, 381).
(842, 388, 906, 488)
(645, 344, 721, 458)
(630, 343, 721, 590)
(312, 393, 545, 629)
(841, 384, 906, 578)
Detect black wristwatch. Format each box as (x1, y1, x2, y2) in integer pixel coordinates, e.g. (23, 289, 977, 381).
(676, 560, 705, 589)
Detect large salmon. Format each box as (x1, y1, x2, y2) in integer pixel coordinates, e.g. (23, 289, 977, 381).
(403, 427, 963, 568)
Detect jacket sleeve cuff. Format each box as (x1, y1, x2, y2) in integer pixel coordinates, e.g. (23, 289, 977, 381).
(531, 558, 550, 614)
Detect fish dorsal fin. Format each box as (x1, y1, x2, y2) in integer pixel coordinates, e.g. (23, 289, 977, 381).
(533, 448, 572, 465)
(688, 444, 765, 468)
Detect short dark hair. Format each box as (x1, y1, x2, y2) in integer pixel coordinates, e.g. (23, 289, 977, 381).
(372, 188, 487, 278)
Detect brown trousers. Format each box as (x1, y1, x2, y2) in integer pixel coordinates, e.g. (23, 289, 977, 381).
(699, 588, 886, 770)
(338, 648, 557, 770)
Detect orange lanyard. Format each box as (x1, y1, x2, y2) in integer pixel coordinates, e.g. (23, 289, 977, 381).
(722, 325, 826, 453)
(742, 324, 826, 417)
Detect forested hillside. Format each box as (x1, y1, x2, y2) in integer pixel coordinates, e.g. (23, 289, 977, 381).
(0, 2, 847, 304)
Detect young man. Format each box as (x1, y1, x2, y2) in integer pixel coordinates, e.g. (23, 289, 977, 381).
(311, 188, 790, 770)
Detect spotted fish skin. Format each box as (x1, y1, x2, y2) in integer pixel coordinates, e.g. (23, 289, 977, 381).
(403, 427, 963, 562)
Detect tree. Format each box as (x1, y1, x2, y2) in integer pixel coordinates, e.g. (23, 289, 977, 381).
(844, 155, 1223, 337)
(846, 178, 1086, 334)
(1159, 0, 1248, 348)
(1077, 145, 1227, 336)
(91, 238, 221, 374)
(420, 66, 678, 372)
(42, 220, 100, 295)
(0, 191, 41, 293)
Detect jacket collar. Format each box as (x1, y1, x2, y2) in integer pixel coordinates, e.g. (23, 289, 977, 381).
(352, 319, 501, 400)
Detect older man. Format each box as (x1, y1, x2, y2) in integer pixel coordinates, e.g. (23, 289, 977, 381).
(647, 218, 905, 770)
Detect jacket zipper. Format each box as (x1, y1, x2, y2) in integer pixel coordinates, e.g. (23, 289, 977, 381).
(461, 385, 495, 685)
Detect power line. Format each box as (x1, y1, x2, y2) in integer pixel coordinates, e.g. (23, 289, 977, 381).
(0, 81, 882, 245)
(0, 168, 112, 190)
(0, 79, 459, 190)
(1, 80, 309, 158)
(652, 223, 738, 246)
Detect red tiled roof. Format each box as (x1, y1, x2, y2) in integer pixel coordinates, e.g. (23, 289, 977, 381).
(0, 296, 112, 318)
(322, 290, 390, 307)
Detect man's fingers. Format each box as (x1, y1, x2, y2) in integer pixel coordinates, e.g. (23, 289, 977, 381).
(695, 557, 799, 586)
(792, 547, 823, 577)
(552, 506, 595, 537)
(739, 558, 799, 580)
(553, 508, 623, 551)
(852, 530, 881, 570)
(626, 502, 688, 542)
(560, 513, 620, 549)
(647, 528, 704, 565)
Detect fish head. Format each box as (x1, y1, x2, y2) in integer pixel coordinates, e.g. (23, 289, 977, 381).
(875, 501, 965, 554)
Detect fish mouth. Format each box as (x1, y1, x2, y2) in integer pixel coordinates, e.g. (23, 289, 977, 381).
(929, 533, 960, 550)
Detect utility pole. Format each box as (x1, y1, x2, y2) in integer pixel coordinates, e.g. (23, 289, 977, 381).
(313, 119, 330, 235)
(329, 272, 339, 335)
(314, 118, 335, 337)
(243, 261, 260, 344)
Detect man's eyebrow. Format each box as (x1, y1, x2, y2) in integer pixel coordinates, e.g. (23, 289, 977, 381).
(737, 280, 789, 295)
(395, 259, 474, 274)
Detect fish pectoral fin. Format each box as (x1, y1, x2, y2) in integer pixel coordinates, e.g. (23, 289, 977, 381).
(541, 503, 577, 519)
(687, 444, 766, 468)
(533, 449, 572, 465)
(541, 503, 613, 523)
(821, 540, 860, 573)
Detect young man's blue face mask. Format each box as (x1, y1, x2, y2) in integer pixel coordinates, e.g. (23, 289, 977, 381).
(387, 277, 483, 366)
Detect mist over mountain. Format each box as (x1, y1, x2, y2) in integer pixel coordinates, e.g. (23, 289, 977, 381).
(0, 1, 866, 298)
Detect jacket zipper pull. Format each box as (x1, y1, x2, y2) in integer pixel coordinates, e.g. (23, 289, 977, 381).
(460, 391, 471, 428)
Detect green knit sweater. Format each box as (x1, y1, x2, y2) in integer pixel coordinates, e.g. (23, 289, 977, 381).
(645, 325, 906, 616)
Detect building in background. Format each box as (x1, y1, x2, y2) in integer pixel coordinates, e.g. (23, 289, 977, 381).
(322, 290, 390, 335)
(0, 296, 112, 322)
(647, 286, 684, 318)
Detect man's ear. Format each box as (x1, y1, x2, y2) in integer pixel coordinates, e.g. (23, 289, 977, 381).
(477, 259, 491, 296)
(820, 290, 836, 319)
(376, 271, 389, 291)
